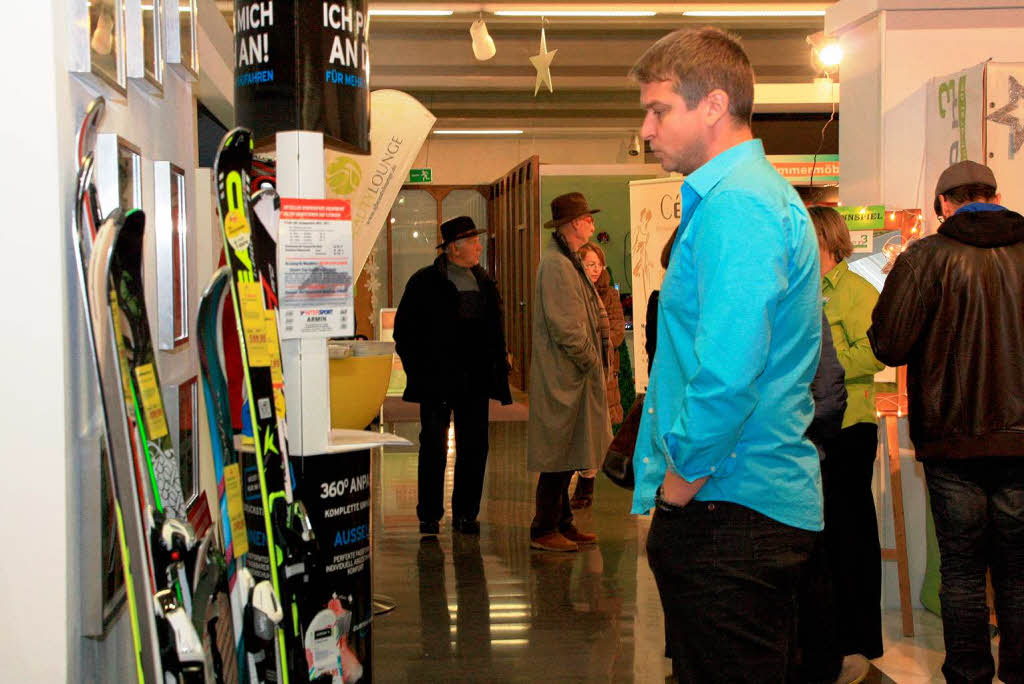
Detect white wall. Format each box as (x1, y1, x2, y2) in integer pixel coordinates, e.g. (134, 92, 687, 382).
(0, 0, 234, 679)
(828, 0, 1024, 613)
(0, 1, 70, 680)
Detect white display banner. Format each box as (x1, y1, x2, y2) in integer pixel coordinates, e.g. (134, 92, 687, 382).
(324, 89, 437, 278)
(628, 176, 683, 392)
(279, 198, 355, 339)
(985, 62, 1024, 215)
(924, 62, 986, 235)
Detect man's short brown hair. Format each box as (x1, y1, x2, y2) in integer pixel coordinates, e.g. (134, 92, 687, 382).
(808, 205, 853, 263)
(629, 27, 755, 126)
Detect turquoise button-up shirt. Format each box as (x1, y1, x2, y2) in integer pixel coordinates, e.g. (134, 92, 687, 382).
(631, 139, 824, 532)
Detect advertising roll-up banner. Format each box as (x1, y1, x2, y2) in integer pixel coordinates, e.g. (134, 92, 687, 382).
(325, 90, 437, 278)
(234, 0, 371, 153)
(295, 448, 373, 683)
(924, 62, 986, 235)
(984, 62, 1024, 215)
(628, 176, 683, 392)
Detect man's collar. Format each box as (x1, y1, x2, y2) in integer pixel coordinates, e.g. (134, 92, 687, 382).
(822, 259, 849, 288)
(954, 201, 1007, 215)
(684, 139, 764, 198)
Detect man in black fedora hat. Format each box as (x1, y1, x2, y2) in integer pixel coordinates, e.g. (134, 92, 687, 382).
(527, 192, 611, 552)
(394, 216, 513, 537)
(870, 160, 1024, 684)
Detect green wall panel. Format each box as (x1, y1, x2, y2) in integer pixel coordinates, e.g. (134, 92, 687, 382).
(540, 174, 657, 294)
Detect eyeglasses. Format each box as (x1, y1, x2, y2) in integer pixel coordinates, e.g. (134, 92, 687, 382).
(581, 261, 603, 271)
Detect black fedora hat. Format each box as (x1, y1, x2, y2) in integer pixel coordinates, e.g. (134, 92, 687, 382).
(544, 192, 601, 228)
(437, 216, 485, 248)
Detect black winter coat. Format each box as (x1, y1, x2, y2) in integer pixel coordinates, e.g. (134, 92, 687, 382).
(393, 254, 513, 406)
(868, 207, 1024, 461)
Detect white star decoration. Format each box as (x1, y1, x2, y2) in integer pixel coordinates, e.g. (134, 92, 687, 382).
(530, 28, 557, 96)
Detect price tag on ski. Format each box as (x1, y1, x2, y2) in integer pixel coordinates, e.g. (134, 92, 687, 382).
(134, 363, 169, 440)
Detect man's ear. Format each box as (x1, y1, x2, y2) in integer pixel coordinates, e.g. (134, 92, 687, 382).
(703, 89, 731, 127)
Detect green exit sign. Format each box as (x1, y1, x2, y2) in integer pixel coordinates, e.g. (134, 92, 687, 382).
(408, 168, 432, 183)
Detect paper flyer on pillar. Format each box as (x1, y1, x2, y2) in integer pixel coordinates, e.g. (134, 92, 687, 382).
(278, 198, 355, 338)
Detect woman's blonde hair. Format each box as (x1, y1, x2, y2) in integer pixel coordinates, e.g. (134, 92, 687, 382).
(578, 241, 606, 266)
(808, 205, 853, 263)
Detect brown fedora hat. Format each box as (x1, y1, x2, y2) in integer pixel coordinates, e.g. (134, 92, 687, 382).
(544, 192, 601, 228)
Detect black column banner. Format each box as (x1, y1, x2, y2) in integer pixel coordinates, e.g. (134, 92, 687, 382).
(295, 449, 373, 682)
(234, 1, 371, 154)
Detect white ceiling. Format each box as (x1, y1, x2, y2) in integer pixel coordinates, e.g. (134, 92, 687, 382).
(218, 1, 837, 133)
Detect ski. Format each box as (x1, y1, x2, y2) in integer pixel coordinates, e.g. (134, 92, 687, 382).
(214, 127, 293, 683)
(197, 266, 254, 683)
(89, 208, 206, 682)
(71, 96, 150, 683)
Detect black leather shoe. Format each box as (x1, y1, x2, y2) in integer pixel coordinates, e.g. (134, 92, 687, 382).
(451, 518, 480, 534)
(419, 520, 440, 536)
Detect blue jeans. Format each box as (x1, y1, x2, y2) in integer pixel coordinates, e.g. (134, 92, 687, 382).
(925, 460, 1024, 684)
(646, 495, 816, 683)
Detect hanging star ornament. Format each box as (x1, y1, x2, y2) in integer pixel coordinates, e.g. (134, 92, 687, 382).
(530, 27, 557, 96)
(987, 75, 1024, 155)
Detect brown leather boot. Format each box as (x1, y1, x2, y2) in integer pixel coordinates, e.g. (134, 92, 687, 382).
(530, 532, 579, 552)
(570, 475, 595, 509)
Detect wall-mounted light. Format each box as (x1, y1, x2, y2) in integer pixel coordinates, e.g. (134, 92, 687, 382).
(806, 31, 841, 75)
(470, 17, 496, 61)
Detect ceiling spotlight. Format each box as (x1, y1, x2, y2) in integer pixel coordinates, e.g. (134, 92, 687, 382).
(470, 17, 496, 61)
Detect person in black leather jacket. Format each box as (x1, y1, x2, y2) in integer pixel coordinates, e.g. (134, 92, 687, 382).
(868, 161, 1024, 684)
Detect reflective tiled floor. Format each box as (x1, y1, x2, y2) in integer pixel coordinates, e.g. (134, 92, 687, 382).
(369, 418, 1000, 683)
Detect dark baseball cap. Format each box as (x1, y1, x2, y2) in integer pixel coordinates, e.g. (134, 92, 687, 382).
(935, 160, 997, 198)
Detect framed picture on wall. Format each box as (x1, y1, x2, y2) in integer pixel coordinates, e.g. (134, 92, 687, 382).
(155, 162, 189, 349)
(126, 0, 163, 93)
(94, 134, 143, 219)
(164, 0, 198, 79)
(69, 0, 128, 96)
(165, 377, 199, 510)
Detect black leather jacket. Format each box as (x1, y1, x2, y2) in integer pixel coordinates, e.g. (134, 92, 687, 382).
(868, 206, 1024, 461)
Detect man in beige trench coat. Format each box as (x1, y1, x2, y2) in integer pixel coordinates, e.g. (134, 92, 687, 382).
(528, 192, 612, 552)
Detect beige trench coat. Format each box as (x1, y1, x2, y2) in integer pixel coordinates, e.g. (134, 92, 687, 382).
(527, 234, 612, 472)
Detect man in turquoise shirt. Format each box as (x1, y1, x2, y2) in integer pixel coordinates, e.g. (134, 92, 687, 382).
(630, 27, 823, 682)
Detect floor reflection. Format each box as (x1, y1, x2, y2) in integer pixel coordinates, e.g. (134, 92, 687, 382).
(370, 418, 931, 683)
(372, 419, 651, 682)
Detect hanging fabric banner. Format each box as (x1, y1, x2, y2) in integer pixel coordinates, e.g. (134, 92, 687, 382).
(324, 89, 436, 278)
(628, 176, 683, 392)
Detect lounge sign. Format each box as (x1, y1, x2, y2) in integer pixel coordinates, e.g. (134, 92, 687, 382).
(234, 1, 370, 153)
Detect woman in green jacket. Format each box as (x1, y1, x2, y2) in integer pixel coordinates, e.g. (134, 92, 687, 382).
(811, 206, 886, 668)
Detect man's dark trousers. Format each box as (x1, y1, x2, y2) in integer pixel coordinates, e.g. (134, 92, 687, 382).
(647, 496, 815, 683)
(925, 459, 1024, 684)
(416, 390, 490, 525)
